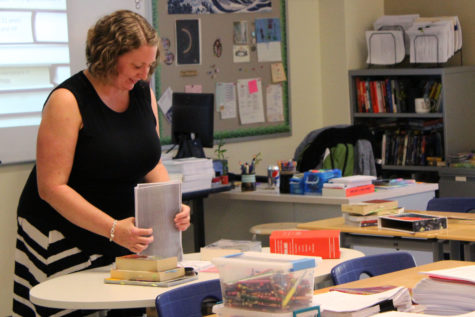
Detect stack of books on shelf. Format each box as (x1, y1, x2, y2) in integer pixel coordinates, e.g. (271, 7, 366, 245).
(380, 120, 444, 167)
(413, 265, 475, 315)
(355, 78, 443, 114)
(104, 255, 195, 287)
(163, 157, 215, 193)
(341, 199, 402, 227)
(322, 175, 376, 197)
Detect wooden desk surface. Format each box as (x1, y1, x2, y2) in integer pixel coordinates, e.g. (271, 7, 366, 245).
(315, 260, 473, 294)
(298, 211, 475, 242)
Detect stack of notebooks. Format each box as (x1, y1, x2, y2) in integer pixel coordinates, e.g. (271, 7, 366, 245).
(163, 157, 215, 193)
(322, 175, 376, 197)
(341, 199, 402, 227)
(104, 255, 197, 287)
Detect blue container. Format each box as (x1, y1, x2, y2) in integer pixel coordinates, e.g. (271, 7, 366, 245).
(303, 169, 342, 195)
(289, 174, 305, 195)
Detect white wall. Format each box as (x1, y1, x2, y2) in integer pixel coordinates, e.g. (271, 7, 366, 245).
(0, 163, 34, 316)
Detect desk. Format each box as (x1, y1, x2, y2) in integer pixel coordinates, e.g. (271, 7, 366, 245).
(182, 184, 232, 251)
(314, 260, 474, 294)
(208, 260, 475, 317)
(203, 183, 438, 243)
(30, 248, 363, 310)
(298, 211, 475, 262)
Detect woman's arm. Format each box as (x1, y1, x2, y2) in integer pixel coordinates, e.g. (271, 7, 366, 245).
(36, 88, 153, 253)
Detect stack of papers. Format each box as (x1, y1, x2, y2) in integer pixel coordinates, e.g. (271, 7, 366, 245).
(369, 14, 462, 64)
(366, 30, 405, 65)
(313, 286, 413, 317)
(413, 265, 475, 315)
(163, 157, 215, 193)
(134, 180, 183, 260)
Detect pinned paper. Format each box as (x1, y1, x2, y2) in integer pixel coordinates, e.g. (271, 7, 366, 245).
(185, 84, 202, 93)
(237, 78, 265, 124)
(157, 87, 173, 123)
(248, 79, 258, 94)
(271, 63, 287, 83)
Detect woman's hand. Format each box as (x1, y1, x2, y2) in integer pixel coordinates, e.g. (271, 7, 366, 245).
(113, 217, 153, 254)
(174, 204, 191, 231)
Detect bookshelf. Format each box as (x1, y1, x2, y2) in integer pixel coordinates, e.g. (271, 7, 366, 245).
(348, 66, 475, 181)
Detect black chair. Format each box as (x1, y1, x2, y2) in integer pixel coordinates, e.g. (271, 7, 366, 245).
(426, 197, 475, 213)
(331, 252, 416, 285)
(155, 279, 222, 317)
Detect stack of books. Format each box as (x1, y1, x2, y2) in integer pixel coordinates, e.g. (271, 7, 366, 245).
(413, 265, 475, 315)
(104, 255, 192, 286)
(322, 175, 376, 197)
(341, 199, 402, 227)
(163, 157, 215, 193)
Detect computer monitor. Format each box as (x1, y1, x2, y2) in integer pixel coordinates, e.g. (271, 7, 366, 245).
(171, 92, 214, 159)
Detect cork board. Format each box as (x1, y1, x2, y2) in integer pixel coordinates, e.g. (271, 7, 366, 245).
(153, 0, 290, 145)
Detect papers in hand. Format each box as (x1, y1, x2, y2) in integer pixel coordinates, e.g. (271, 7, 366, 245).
(134, 180, 183, 260)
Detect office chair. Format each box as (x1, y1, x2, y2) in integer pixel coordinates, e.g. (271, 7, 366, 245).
(155, 279, 222, 317)
(330, 251, 416, 285)
(426, 197, 475, 213)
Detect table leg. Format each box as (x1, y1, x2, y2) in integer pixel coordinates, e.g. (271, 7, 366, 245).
(191, 197, 205, 252)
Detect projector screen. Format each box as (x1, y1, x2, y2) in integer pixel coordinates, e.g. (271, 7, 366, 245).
(0, 0, 152, 165)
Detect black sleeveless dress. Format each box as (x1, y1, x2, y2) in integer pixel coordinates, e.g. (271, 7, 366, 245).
(13, 72, 161, 316)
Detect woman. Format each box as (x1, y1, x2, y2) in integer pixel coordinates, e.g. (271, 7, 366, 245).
(13, 10, 190, 316)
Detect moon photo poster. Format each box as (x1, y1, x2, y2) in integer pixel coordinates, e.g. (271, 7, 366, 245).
(176, 19, 200, 65)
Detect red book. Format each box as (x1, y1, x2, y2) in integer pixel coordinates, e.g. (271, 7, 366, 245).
(270, 230, 340, 259)
(322, 184, 375, 197)
(370, 81, 379, 113)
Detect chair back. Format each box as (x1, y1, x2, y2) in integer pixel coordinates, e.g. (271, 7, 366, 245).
(331, 252, 416, 285)
(427, 197, 475, 213)
(155, 279, 222, 317)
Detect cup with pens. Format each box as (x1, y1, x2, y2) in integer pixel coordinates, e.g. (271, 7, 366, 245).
(279, 160, 296, 194)
(240, 159, 257, 192)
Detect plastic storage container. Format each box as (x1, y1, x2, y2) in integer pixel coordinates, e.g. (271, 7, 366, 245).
(212, 252, 315, 312)
(289, 174, 305, 195)
(303, 169, 341, 195)
(212, 303, 320, 317)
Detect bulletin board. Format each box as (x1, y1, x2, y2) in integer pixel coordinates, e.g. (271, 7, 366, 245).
(153, 0, 290, 145)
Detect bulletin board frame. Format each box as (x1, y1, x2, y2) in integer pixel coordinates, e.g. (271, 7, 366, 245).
(152, 0, 291, 145)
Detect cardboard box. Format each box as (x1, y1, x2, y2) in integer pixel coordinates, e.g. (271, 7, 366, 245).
(270, 230, 341, 259)
(378, 213, 448, 233)
(212, 252, 315, 312)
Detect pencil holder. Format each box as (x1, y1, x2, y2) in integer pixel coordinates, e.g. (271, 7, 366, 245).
(279, 171, 294, 194)
(241, 173, 256, 192)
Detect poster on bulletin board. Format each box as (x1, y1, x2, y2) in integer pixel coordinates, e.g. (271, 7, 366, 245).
(153, 0, 290, 145)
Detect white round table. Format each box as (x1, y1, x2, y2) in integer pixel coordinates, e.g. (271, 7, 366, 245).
(30, 248, 364, 310)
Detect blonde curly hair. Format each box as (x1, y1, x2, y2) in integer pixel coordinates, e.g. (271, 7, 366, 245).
(86, 10, 160, 81)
